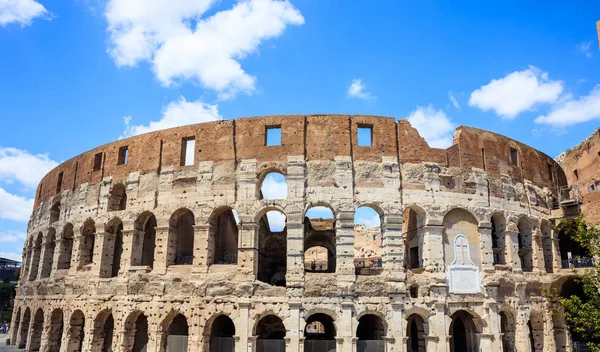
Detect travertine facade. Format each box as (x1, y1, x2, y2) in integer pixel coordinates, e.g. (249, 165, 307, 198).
(9, 115, 585, 352)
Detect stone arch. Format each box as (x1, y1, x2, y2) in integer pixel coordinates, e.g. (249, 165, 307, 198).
(403, 205, 426, 269)
(255, 314, 286, 351)
(48, 308, 64, 351)
(304, 202, 336, 219)
(491, 212, 507, 265)
(354, 205, 383, 275)
(80, 218, 96, 266)
(304, 312, 336, 350)
(443, 208, 480, 269)
(68, 309, 86, 352)
(208, 206, 239, 265)
(355, 309, 388, 334)
(133, 211, 157, 268)
(528, 310, 545, 352)
(304, 204, 335, 274)
(558, 219, 593, 269)
(540, 219, 553, 273)
(108, 183, 127, 211)
(92, 309, 115, 352)
(169, 208, 195, 265)
(11, 306, 21, 345)
(50, 201, 61, 223)
(18, 307, 31, 348)
(449, 310, 479, 352)
(58, 223, 74, 270)
(356, 313, 386, 340)
(28, 232, 43, 281)
(258, 169, 287, 200)
(406, 313, 427, 352)
(123, 310, 149, 352)
(105, 217, 124, 278)
(499, 308, 516, 352)
(518, 217, 534, 272)
(207, 314, 235, 352)
(40, 228, 56, 279)
(257, 209, 287, 286)
(160, 311, 189, 351)
(28, 308, 44, 351)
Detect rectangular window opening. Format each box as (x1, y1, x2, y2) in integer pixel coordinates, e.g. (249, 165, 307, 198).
(181, 137, 195, 166)
(118, 146, 129, 165)
(93, 153, 103, 171)
(547, 163, 553, 181)
(56, 172, 63, 193)
(357, 125, 373, 147)
(510, 147, 518, 166)
(265, 126, 281, 146)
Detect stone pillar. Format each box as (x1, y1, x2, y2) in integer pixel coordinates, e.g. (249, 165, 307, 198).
(543, 302, 557, 351)
(505, 224, 521, 273)
(238, 223, 259, 279)
(153, 225, 173, 274)
(422, 220, 444, 273)
(431, 302, 447, 352)
(51, 238, 64, 275)
(531, 228, 545, 274)
(287, 301, 302, 352)
(21, 249, 30, 281)
(382, 214, 404, 284)
(478, 221, 495, 272)
(551, 228, 563, 271)
(340, 302, 354, 352)
(514, 306, 530, 352)
(38, 234, 55, 279)
(390, 301, 404, 352)
(286, 217, 305, 293)
(193, 224, 211, 272)
(119, 229, 136, 273)
(97, 232, 116, 278)
(247, 336, 257, 352)
(336, 213, 356, 288)
(70, 236, 82, 274)
(237, 300, 251, 352)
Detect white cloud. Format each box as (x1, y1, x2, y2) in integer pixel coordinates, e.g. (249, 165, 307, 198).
(122, 96, 222, 137)
(261, 172, 287, 199)
(105, 0, 304, 99)
(535, 85, 600, 127)
(468, 66, 563, 119)
(0, 230, 26, 242)
(347, 79, 376, 101)
(266, 210, 286, 232)
(578, 41, 592, 58)
(0, 187, 33, 222)
(0, 147, 58, 188)
(0, 251, 22, 261)
(0, 0, 48, 26)
(406, 105, 455, 149)
(448, 91, 460, 109)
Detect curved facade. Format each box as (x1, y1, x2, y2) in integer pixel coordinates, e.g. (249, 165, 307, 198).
(10, 114, 581, 352)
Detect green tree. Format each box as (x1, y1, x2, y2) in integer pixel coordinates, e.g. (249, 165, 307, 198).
(553, 215, 600, 351)
(0, 282, 16, 323)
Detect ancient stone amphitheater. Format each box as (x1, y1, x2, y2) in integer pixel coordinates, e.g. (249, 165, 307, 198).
(9, 115, 587, 352)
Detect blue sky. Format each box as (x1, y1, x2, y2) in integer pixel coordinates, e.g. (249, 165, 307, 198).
(1, 0, 599, 261)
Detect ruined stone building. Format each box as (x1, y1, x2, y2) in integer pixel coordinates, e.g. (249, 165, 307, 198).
(8, 114, 593, 351)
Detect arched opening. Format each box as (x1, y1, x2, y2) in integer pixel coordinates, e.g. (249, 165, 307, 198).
(259, 171, 287, 200)
(499, 310, 515, 352)
(356, 314, 385, 352)
(558, 277, 589, 350)
(68, 310, 86, 352)
(209, 207, 239, 265)
(29, 308, 44, 351)
(28, 233, 42, 281)
(106, 219, 124, 278)
(18, 307, 31, 348)
(10, 307, 20, 346)
(518, 218, 534, 272)
(80, 219, 96, 266)
(164, 314, 189, 351)
(403, 206, 425, 269)
(133, 212, 157, 268)
(491, 213, 506, 265)
(258, 210, 287, 286)
(304, 206, 335, 274)
(406, 314, 426, 352)
(540, 220, 553, 273)
(304, 313, 336, 352)
(108, 183, 127, 211)
(354, 206, 383, 275)
(132, 314, 149, 352)
(48, 309, 64, 352)
(58, 223, 74, 270)
(256, 315, 286, 352)
(209, 315, 235, 352)
(50, 201, 61, 223)
(449, 311, 478, 352)
(528, 311, 545, 352)
(93, 311, 115, 352)
(40, 229, 56, 278)
(559, 224, 593, 269)
(443, 209, 480, 270)
(169, 209, 195, 265)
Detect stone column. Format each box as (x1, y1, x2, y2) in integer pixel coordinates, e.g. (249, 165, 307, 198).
(96, 232, 116, 278)
(514, 306, 530, 352)
(237, 300, 250, 352)
(531, 228, 545, 274)
(70, 236, 82, 274)
(422, 220, 444, 273)
(287, 301, 302, 352)
(505, 224, 521, 273)
(551, 228, 563, 271)
(478, 221, 495, 272)
(382, 214, 404, 285)
(238, 223, 259, 279)
(390, 301, 404, 352)
(336, 213, 356, 288)
(119, 229, 136, 273)
(340, 302, 354, 352)
(193, 224, 211, 272)
(153, 224, 173, 274)
(28, 242, 41, 281)
(543, 302, 556, 351)
(286, 217, 305, 293)
(431, 301, 447, 352)
(38, 235, 54, 279)
(21, 249, 30, 281)
(51, 238, 64, 275)
(247, 336, 257, 352)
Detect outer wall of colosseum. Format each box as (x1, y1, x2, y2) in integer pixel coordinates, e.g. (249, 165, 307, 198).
(9, 114, 583, 352)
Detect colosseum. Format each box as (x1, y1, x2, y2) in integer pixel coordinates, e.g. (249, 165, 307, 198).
(7, 114, 590, 352)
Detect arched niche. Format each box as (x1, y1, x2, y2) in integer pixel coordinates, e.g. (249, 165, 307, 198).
(169, 209, 195, 266)
(443, 208, 480, 269)
(304, 205, 336, 274)
(209, 207, 240, 265)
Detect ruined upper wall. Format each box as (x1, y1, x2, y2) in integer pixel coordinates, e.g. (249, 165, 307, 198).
(558, 127, 600, 224)
(34, 114, 565, 208)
